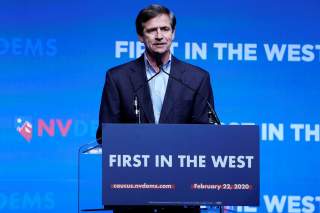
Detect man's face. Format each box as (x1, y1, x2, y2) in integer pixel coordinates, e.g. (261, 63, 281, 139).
(138, 14, 175, 56)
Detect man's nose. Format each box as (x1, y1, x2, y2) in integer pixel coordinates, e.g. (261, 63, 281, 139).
(155, 28, 163, 39)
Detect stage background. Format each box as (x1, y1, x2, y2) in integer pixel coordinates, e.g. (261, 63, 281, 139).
(1, 0, 319, 212)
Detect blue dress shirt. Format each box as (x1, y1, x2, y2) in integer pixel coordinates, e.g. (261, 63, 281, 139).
(144, 54, 171, 124)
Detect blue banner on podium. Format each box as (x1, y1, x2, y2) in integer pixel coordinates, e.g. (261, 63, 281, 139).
(102, 124, 259, 206)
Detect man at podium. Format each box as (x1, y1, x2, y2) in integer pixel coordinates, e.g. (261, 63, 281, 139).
(96, 4, 220, 213)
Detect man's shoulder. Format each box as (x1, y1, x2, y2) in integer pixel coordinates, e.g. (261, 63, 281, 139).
(107, 57, 143, 77)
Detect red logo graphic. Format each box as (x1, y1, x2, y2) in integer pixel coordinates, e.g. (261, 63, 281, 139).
(16, 118, 33, 142)
(16, 117, 73, 142)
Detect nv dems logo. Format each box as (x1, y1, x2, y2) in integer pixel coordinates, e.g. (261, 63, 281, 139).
(16, 117, 72, 142)
(16, 118, 33, 142)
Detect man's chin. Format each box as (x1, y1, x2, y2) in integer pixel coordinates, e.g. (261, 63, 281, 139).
(146, 49, 170, 58)
(151, 50, 169, 56)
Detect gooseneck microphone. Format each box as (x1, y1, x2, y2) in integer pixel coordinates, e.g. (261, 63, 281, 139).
(155, 53, 163, 68)
(155, 53, 220, 124)
(133, 96, 140, 123)
(133, 63, 162, 123)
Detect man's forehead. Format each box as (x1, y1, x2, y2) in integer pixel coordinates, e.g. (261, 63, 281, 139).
(143, 14, 171, 28)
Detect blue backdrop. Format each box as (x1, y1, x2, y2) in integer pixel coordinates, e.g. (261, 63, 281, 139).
(1, 0, 319, 212)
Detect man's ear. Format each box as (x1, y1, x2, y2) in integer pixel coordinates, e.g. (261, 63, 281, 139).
(172, 29, 176, 40)
(138, 35, 144, 43)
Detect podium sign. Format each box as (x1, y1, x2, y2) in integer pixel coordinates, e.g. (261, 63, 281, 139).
(102, 124, 259, 206)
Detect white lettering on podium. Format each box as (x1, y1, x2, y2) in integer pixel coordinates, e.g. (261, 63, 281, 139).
(211, 155, 254, 168)
(109, 154, 150, 167)
(155, 155, 172, 167)
(178, 155, 206, 168)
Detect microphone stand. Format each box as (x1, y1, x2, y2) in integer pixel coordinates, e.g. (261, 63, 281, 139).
(158, 66, 220, 125)
(133, 67, 161, 124)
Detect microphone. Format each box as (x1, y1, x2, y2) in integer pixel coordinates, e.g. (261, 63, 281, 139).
(133, 63, 162, 123)
(155, 53, 163, 68)
(157, 63, 220, 125)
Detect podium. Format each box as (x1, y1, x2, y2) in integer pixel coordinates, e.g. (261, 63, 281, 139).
(102, 124, 260, 208)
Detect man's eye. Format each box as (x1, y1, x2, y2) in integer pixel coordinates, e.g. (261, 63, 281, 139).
(161, 27, 170, 31)
(146, 29, 157, 33)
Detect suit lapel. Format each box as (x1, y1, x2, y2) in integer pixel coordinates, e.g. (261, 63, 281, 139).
(129, 56, 155, 123)
(159, 56, 185, 123)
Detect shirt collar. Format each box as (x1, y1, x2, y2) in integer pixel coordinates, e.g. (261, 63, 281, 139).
(144, 52, 172, 73)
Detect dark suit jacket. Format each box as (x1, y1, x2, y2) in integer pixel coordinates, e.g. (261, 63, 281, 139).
(96, 55, 217, 142)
